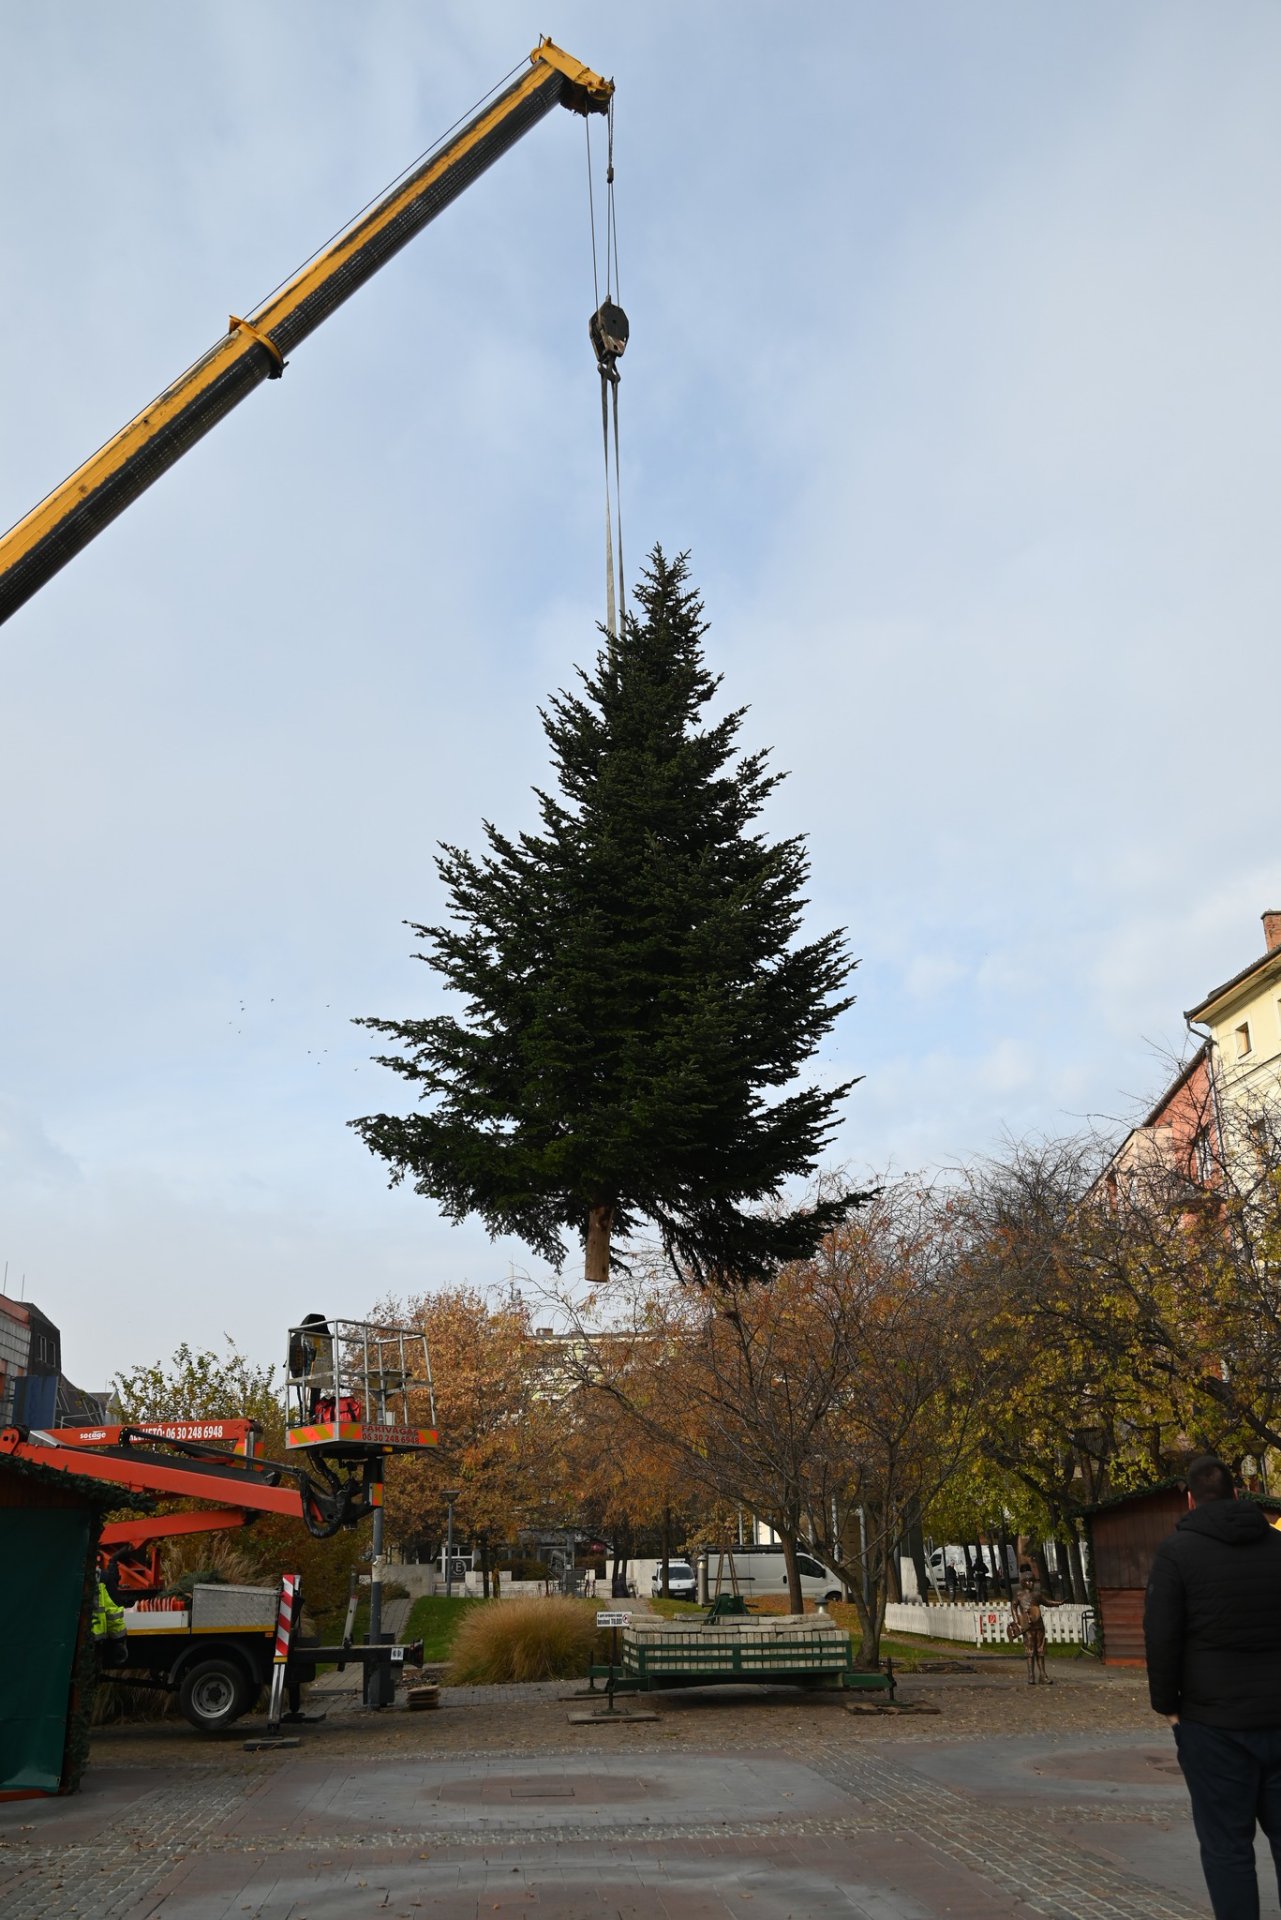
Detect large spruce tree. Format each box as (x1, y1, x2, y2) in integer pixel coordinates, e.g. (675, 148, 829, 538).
(352, 548, 860, 1284)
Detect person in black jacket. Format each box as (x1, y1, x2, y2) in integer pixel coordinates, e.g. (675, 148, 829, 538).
(1144, 1453, 1281, 1920)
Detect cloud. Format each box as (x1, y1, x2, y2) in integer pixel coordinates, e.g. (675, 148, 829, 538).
(0, 1098, 81, 1192)
(1, 2, 1278, 1376)
(903, 955, 966, 1001)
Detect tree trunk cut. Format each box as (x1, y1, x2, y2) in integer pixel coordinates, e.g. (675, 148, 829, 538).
(585, 1201, 615, 1284)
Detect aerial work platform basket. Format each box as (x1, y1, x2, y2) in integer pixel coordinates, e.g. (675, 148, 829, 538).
(284, 1316, 437, 1457)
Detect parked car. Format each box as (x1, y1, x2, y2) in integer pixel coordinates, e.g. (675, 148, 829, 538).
(651, 1559, 697, 1600)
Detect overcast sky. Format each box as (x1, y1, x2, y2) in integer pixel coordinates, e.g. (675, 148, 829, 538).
(2, 2, 1278, 1389)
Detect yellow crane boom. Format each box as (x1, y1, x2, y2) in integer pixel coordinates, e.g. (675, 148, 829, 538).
(0, 40, 611, 627)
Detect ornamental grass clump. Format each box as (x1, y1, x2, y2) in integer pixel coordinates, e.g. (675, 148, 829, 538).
(446, 1596, 602, 1684)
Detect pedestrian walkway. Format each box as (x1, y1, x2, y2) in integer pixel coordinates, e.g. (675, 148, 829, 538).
(379, 1593, 412, 1639)
(1, 1665, 1274, 1918)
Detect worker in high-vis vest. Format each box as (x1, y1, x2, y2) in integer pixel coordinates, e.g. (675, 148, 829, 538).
(91, 1574, 128, 1666)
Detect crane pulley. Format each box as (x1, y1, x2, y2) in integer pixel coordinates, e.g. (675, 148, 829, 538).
(589, 299, 629, 382)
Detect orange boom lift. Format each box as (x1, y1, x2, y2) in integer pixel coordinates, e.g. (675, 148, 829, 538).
(1, 1316, 438, 1731)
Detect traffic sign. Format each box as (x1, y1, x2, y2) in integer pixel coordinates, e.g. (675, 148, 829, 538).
(596, 1610, 632, 1628)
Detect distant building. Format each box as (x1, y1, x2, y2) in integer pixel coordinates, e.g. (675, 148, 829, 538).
(1186, 909, 1281, 1150)
(1101, 912, 1281, 1204)
(55, 1378, 115, 1425)
(0, 1292, 111, 1430)
(528, 1324, 615, 1400)
(0, 1293, 61, 1427)
(1102, 1042, 1216, 1203)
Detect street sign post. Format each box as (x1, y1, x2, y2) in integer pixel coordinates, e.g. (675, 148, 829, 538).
(595, 1610, 632, 1707)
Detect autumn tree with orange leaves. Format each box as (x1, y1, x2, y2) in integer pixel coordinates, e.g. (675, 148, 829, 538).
(557, 1354, 709, 1595)
(380, 1287, 571, 1582)
(546, 1181, 993, 1659)
(935, 1116, 1281, 1599)
(786, 1188, 997, 1659)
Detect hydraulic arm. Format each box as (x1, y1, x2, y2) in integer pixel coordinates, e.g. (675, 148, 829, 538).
(0, 1419, 379, 1548)
(0, 40, 611, 626)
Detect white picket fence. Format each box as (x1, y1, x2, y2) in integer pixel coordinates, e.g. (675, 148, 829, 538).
(884, 1599, 1096, 1647)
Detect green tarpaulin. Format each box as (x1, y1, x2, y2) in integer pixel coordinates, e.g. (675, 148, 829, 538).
(0, 1508, 91, 1793)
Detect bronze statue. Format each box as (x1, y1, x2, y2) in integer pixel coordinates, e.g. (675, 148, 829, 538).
(1008, 1564, 1055, 1684)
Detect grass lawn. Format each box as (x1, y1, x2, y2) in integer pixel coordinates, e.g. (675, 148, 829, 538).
(405, 1594, 483, 1662)
(311, 1592, 479, 1669)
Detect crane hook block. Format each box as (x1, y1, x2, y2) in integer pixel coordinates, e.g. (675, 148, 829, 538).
(590, 300, 628, 385)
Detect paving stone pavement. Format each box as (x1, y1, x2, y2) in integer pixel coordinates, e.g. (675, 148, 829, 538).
(380, 1597, 412, 1641)
(3, 1666, 1279, 1919)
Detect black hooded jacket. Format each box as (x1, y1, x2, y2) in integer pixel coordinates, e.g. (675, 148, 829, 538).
(1144, 1499, 1281, 1725)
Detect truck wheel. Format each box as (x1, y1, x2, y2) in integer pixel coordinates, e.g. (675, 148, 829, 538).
(178, 1657, 249, 1733)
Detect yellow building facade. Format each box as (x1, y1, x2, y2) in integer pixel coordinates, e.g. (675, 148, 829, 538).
(1185, 911, 1281, 1140)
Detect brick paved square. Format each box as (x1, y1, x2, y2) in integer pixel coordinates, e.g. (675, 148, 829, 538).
(0, 1664, 1270, 1918)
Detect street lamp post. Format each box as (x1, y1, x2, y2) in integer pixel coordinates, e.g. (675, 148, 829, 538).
(368, 1461, 386, 1648)
(443, 1489, 461, 1598)
(364, 1456, 392, 1708)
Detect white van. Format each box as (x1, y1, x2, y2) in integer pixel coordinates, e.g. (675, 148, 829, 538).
(704, 1544, 844, 1603)
(924, 1544, 1016, 1596)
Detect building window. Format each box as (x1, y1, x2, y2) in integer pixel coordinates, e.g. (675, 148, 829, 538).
(1192, 1127, 1215, 1183)
(1236, 1022, 1253, 1059)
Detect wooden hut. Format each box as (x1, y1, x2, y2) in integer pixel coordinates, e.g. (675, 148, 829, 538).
(1083, 1483, 1186, 1666)
(0, 1447, 147, 1798)
(1083, 1481, 1281, 1667)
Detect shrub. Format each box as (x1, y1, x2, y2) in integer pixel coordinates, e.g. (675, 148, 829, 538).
(446, 1597, 602, 1684)
(160, 1532, 260, 1591)
(500, 1557, 550, 1582)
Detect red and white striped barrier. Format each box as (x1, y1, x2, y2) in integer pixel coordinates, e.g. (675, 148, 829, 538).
(266, 1573, 302, 1731)
(273, 1573, 300, 1663)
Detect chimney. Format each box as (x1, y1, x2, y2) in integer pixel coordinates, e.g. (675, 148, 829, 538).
(1264, 911, 1281, 955)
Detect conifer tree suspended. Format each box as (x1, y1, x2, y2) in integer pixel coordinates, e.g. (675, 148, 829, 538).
(352, 548, 862, 1284)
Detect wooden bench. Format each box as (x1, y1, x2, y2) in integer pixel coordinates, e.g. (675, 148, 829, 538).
(841, 1658, 896, 1701)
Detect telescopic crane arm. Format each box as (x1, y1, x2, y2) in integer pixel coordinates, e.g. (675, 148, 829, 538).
(0, 1422, 303, 1517)
(0, 39, 612, 627)
(0, 1418, 374, 1550)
